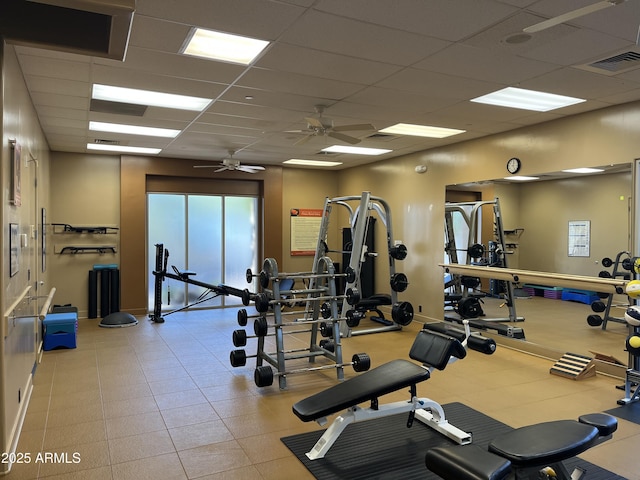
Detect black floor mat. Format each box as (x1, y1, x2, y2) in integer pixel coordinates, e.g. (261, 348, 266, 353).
(605, 400, 640, 425)
(281, 402, 627, 480)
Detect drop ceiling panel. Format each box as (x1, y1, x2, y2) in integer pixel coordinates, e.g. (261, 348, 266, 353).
(413, 44, 559, 84)
(520, 67, 640, 99)
(30, 92, 89, 110)
(237, 68, 365, 101)
(255, 43, 403, 85)
(135, 0, 306, 40)
(105, 47, 246, 86)
(522, 29, 632, 66)
(314, 0, 519, 42)
(377, 68, 501, 100)
(279, 10, 451, 66)
(90, 64, 228, 100)
(16, 54, 92, 81)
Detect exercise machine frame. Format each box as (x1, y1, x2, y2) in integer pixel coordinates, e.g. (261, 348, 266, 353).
(309, 191, 412, 337)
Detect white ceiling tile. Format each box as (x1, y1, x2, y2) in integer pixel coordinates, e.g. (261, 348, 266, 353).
(279, 10, 451, 66)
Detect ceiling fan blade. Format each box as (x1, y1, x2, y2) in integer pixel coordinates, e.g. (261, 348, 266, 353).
(214, 166, 230, 172)
(193, 165, 218, 168)
(328, 131, 361, 145)
(237, 166, 259, 173)
(294, 134, 314, 146)
(523, 0, 624, 33)
(332, 123, 376, 132)
(244, 165, 265, 171)
(305, 117, 324, 128)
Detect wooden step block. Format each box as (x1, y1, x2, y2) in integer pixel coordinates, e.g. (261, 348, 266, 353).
(550, 352, 596, 380)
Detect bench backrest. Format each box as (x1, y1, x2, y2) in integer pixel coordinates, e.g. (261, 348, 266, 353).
(409, 330, 466, 370)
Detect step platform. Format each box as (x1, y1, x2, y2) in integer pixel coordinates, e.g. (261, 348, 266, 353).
(43, 311, 78, 351)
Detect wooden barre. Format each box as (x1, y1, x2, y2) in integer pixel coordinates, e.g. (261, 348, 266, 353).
(439, 264, 627, 295)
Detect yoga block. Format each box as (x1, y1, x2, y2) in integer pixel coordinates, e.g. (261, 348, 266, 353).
(43, 312, 78, 351)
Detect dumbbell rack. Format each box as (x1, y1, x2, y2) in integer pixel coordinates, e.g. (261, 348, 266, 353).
(588, 251, 631, 330)
(310, 191, 413, 337)
(238, 256, 348, 389)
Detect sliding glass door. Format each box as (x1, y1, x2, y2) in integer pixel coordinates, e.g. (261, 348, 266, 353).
(147, 193, 258, 311)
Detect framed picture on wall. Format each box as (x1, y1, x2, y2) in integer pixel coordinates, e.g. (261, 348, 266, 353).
(10, 223, 19, 277)
(9, 140, 22, 207)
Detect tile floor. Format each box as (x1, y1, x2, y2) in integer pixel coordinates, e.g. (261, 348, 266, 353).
(5, 298, 640, 480)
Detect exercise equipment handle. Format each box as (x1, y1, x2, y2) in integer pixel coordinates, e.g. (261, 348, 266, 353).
(467, 335, 496, 355)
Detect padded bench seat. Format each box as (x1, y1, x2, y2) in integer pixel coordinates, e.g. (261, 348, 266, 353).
(488, 420, 598, 467)
(425, 444, 511, 480)
(292, 359, 430, 422)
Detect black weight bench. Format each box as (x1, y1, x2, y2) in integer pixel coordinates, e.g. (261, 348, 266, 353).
(351, 293, 393, 325)
(425, 413, 618, 480)
(292, 325, 496, 460)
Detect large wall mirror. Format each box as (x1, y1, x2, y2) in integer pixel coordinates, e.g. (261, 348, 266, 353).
(445, 163, 633, 363)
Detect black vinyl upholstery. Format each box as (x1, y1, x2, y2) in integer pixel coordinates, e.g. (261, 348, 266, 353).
(292, 330, 467, 422)
(425, 445, 511, 480)
(292, 359, 429, 422)
(409, 330, 466, 369)
(488, 420, 598, 466)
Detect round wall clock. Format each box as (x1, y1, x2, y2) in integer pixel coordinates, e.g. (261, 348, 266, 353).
(507, 157, 521, 174)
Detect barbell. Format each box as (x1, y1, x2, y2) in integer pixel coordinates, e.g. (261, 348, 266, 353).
(253, 352, 371, 388)
(253, 287, 361, 313)
(447, 243, 485, 259)
(246, 266, 357, 289)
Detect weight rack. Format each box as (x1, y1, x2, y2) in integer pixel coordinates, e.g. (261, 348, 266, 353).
(238, 256, 351, 389)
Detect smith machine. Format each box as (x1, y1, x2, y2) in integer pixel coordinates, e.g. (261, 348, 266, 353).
(444, 198, 525, 339)
(310, 191, 414, 337)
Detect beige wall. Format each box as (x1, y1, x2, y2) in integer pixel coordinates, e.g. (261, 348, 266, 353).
(1, 41, 50, 473)
(337, 101, 640, 322)
(48, 152, 120, 314)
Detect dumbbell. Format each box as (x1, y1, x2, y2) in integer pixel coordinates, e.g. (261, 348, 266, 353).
(253, 352, 372, 387)
(246, 265, 357, 289)
(253, 287, 361, 313)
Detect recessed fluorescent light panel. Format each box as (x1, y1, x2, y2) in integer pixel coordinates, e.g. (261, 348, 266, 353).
(321, 145, 392, 155)
(504, 175, 539, 181)
(182, 28, 269, 65)
(92, 84, 212, 111)
(471, 87, 585, 112)
(89, 121, 180, 138)
(284, 159, 343, 167)
(562, 168, 605, 174)
(379, 123, 465, 138)
(87, 143, 161, 155)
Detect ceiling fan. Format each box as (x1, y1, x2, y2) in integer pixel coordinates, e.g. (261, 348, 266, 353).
(287, 105, 375, 145)
(523, 0, 627, 33)
(193, 151, 265, 173)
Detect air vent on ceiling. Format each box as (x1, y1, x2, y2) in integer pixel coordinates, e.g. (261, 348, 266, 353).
(94, 139, 120, 145)
(367, 133, 396, 139)
(575, 47, 640, 76)
(90, 99, 147, 116)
